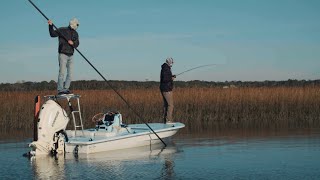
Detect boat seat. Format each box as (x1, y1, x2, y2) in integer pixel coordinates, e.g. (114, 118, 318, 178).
(103, 111, 117, 126)
(104, 113, 115, 122)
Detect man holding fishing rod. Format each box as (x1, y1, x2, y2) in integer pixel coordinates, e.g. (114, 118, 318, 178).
(160, 57, 176, 124)
(48, 18, 80, 95)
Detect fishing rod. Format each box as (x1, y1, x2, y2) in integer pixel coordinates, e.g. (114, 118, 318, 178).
(175, 64, 217, 77)
(27, 0, 167, 147)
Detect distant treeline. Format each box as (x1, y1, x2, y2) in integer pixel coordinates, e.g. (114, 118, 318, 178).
(0, 79, 320, 91)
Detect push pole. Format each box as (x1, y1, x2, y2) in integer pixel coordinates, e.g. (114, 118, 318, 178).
(27, 0, 167, 147)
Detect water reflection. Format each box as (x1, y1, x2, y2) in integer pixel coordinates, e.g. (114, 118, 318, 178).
(30, 143, 180, 179)
(31, 155, 66, 180)
(160, 156, 174, 180)
(1, 132, 320, 179)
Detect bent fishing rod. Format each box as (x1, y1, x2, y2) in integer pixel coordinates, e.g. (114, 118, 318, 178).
(27, 0, 167, 147)
(175, 64, 217, 77)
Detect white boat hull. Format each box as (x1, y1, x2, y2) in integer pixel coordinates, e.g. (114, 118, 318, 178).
(65, 123, 184, 154)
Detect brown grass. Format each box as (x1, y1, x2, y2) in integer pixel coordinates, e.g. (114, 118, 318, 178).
(1, 87, 320, 136)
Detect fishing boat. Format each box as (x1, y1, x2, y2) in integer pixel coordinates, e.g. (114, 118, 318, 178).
(29, 94, 185, 156)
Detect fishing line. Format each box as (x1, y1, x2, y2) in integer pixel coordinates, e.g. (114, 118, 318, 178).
(27, 0, 167, 147)
(175, 64, 217, 77)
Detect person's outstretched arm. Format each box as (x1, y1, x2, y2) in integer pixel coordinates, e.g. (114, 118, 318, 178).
(48, 20, 58, 37)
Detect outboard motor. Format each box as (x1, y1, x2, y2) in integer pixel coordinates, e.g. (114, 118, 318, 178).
(29, 100, 69, 155)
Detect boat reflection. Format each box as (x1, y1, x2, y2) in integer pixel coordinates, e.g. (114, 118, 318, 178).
(30, 143, 180, 179)
(30, 154, 66, 180)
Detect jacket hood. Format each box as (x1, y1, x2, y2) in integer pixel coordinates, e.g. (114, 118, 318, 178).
(162, 63, 170, 69)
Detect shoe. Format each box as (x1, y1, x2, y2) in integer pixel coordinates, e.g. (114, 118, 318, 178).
(64, 90, 71, 94)
(166, 121, 173, 124)
(58, 91, 65, 95)
(57, 90, 71, 95)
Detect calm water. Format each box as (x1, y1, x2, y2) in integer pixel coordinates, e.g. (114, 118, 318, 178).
(1, 132, 320, 180)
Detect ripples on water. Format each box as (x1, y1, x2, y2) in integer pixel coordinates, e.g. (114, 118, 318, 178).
(1, 132, 320, 180)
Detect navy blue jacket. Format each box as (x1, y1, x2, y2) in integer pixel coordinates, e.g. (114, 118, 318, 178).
(49, 25, 79, 56)
(160, 63, 174, 92)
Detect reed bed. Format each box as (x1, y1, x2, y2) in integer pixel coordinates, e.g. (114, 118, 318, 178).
(0, 87, 320, 136)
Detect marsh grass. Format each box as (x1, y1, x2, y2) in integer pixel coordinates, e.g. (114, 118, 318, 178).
(1, 87, 320, 136)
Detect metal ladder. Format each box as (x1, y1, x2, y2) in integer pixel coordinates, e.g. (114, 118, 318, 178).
(46, 94, 84, 136)
(68, 95, 84, 137)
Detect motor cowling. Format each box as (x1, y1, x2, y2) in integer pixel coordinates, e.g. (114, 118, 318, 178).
(30, 99, 69, 155)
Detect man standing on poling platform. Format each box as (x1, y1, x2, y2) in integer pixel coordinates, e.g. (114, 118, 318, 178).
(48, 18, 80, 95)
(160, 57, 176, 123)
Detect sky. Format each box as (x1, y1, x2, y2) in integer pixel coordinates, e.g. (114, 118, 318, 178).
(0, 0, 319, 83)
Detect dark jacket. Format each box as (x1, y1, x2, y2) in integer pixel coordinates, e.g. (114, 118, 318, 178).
(160, 63, 174, 92)
(49, 25, 79, 56)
